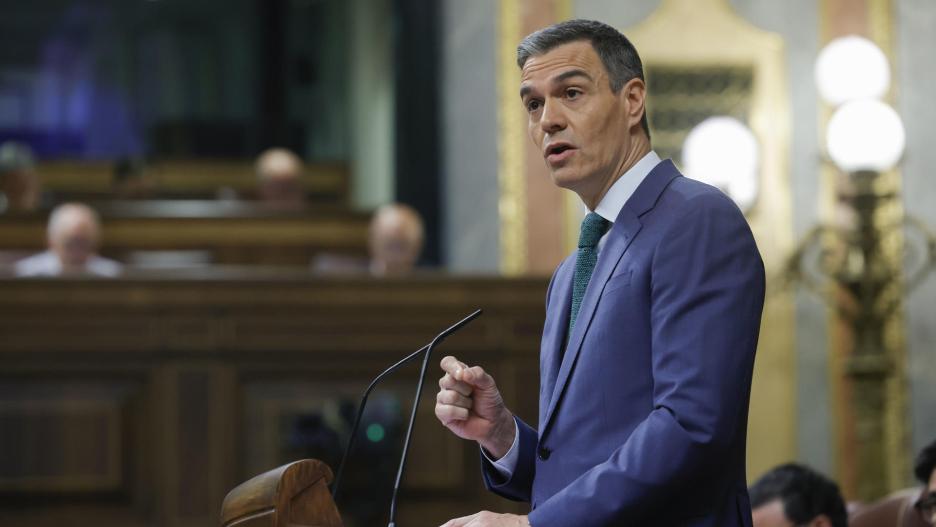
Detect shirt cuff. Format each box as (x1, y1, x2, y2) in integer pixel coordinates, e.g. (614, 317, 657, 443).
(480, 417, 520, 479)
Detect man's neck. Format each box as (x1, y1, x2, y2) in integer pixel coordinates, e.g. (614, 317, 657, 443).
(582, 138, 652, 210)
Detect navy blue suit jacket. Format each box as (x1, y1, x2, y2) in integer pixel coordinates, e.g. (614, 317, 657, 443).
(482, 160, 765, 526)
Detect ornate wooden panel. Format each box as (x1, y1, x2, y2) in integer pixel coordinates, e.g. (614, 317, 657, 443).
(0, 276, 545, 526)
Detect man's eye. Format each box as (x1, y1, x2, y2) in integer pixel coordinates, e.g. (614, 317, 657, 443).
(526, 100, 542, 112)
(566, 88, 582, 99)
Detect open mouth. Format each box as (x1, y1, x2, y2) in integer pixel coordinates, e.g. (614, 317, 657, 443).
(545, 143, 576, 163)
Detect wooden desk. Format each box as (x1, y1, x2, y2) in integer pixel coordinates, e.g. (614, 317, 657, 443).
(0, 202, 371, 266)
(37, 160, 349, 202)
(0, 276, 546, 527)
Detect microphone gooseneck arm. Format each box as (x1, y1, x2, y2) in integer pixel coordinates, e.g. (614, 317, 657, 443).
(386, 308, 482, 527)
(330, 308, 484, 515)
(331, 343, 430, 500)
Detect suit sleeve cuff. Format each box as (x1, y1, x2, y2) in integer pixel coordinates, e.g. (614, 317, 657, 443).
(479, 416, 521, 479)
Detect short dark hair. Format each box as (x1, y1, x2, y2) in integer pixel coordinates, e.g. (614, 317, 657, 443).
(516, 19, 650, 138)
(914, 438, 936, 484)
(0, 141, 35, 176)
(749, 463, 848, 527)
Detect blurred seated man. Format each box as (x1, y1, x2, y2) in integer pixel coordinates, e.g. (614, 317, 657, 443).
(0, 141, 40, 213)
(15, 202, 122, 277)
(750, 463, 848, 527)
(849, 438, 936, 527)
(368, 203, 424, 277)
(113, 157, 155, 199)
(255, 147, 306, 206)
(914, 439, 936, 525)
(310, 203, 425, 276)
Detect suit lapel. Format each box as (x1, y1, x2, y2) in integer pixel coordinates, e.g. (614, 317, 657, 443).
(541, 211, 641, 436)
(539, 159, 681, 439)
(539, 257, 574, 426)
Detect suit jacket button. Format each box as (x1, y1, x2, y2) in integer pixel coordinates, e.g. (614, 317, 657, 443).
(537, 446, 551, 461)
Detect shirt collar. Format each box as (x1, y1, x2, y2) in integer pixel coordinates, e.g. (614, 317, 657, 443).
(593, 150, 661, 223)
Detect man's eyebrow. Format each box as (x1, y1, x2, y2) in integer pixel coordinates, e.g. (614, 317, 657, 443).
(553, 69, 592, 84)
(519, 69, 593, 99)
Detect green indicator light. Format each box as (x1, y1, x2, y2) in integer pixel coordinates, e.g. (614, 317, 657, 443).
(366, 423, 386, 443)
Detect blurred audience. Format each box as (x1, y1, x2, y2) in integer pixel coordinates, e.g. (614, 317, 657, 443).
(368, 203, 424, 276)
(849, 439, 936, 527)
(750, 463, 848, 527)
(15, 202, 121, 277)
(914, 439, 936, 525)
(255, 147, 306, 206)
(310, 203, 425, 276)
(0, 141, 41, 213)
(113, 157, 155, 199)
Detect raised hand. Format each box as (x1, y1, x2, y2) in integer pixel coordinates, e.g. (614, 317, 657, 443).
(434, 355, 516, 459)
(440, 511, 530, 527)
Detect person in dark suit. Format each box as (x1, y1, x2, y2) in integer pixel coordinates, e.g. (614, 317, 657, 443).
(435, 19, 765, 527)
(848, 439, 936, 527)
(0, 141, 41, 213)
(749, 463, 847, 527)
(914, 440, 936, 525)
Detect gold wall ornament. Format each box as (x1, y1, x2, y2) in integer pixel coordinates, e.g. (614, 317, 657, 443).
(815, 0, 911, 501)
(500, 0, 591, 272)
(623, 0, 796, 481)
(645, 65, 755, 163)
(497, 0, 527, 275)
(867, 0, 912, 497)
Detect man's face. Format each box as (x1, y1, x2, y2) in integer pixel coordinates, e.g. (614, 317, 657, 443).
(752, 499, 829, 527)
(257, 150, 305, 205)
(372, 230, 419, 275)
(369, 212, 422, 276)
(519, 40, 640, 202)
(50, 218, 98, 269)
(259, 173, 303, 204)
(752, 500, 797, 527)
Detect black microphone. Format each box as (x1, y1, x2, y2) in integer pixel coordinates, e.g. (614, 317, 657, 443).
(386, 308, 482, 527)
(330, 308, 484, 515)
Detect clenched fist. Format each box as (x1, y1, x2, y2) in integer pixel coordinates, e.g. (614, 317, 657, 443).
(434, 355, 516, 459)
(440, 511, 530, 527)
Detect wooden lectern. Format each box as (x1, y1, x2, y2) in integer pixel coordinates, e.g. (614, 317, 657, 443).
(220, 459, 343, 527)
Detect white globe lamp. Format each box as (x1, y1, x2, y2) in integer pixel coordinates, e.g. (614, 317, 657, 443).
(682, 116, 760, 211)
(826, 99, 905, 172)
(815, 35, 890, 105)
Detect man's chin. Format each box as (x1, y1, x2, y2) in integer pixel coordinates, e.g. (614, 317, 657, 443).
(548, 168, 583, 191)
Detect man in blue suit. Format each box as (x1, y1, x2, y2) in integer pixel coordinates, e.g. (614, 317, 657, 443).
(436, 19, 765, 527)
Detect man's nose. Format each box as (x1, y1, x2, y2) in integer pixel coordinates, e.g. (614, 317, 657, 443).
(539, 100, 566, 134)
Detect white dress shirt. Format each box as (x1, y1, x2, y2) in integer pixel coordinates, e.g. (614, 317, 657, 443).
(483, 150, 662, 478)
(14, 250, 123, 277)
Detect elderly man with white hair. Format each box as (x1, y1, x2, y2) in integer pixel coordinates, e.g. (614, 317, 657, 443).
(368, 203, 425, 276)
(15, 202, 122, 277)
(255, 147, 306, 206)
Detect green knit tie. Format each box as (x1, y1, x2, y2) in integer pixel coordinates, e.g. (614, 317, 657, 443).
(569, 212, 611, 336)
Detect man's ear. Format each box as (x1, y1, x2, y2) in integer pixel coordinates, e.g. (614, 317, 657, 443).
(620, 77, 647, 130)
(809, 514, 833, 527)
